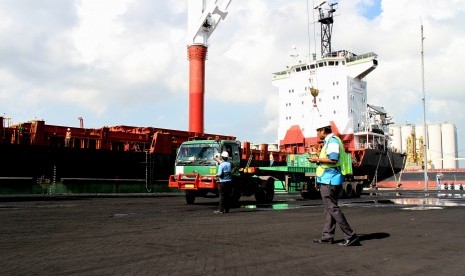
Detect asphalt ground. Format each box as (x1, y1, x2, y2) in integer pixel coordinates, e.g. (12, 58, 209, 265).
(1, 191, 465, 276)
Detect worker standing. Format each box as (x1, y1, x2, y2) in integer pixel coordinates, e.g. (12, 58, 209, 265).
(214, 151, 232, 214)
(65, 128, 71, 147)
(308, 122, 360, 246)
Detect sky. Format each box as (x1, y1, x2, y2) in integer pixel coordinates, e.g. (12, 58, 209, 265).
(1, 0, 464, 158)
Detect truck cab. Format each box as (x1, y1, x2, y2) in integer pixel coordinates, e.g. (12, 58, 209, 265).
(169, 140, 241, 204)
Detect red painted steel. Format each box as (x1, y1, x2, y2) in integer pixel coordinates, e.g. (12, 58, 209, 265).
(187, 45, 208, 134)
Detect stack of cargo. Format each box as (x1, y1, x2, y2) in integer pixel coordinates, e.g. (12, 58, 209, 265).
(287, 153, 316, 174)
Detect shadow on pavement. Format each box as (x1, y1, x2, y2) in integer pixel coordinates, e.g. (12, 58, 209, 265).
(358, 232, 390, 241)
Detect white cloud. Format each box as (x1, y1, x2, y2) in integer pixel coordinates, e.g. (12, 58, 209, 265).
(0, 0, 463, 152)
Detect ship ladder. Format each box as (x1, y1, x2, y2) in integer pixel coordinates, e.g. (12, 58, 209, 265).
(245, 153, 253, 169)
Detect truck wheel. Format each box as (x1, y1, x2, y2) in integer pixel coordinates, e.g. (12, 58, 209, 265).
(301, 184, 320, 199)
(255, 177, 275, 203)
(353, 182, 363, 198)
(185, 191, 196, 205)
(342, 182, 354, 198)
(231, 187, 242, 208)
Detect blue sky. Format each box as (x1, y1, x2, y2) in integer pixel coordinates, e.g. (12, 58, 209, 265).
(359, 0, 382, 19)
(0, 0, 464, 160)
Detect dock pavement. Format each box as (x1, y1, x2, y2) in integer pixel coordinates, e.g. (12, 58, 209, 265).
(1, 191, 464, 276)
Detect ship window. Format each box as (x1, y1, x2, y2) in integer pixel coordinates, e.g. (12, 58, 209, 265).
(301, 66, 307, 71)
(333, 110, 336, 114)
(306, 65, 310, 69)
(342, 61, 345, 65)
(296, 68, 301, 72)
(335, 61, 339, 65)
(318, 62, 324, 67)
(302, 101, 304, 105)
(310, 64, 315, 69)
(329, 61, 335, 66)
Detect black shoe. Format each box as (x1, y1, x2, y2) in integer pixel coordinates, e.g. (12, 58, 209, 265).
(313, 238, 334, 244)
(214, 210, 225, 214)
(338, 236, 360, 246)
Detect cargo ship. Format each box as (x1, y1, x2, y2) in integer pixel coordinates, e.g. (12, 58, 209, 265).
(271, 2, 405, 186)
(377, 169, 465, 190)
(0, 1, 405, 194)
(0, 117, 236, 193)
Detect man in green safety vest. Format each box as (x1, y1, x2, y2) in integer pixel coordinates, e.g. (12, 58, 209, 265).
(308, 122, 360, 247)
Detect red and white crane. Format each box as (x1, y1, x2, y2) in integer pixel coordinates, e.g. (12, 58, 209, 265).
(187, 0, 231, 134)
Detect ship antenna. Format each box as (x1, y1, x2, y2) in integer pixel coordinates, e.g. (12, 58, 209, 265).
(316, 1, 337, 57)
(421, 23, 428, 190)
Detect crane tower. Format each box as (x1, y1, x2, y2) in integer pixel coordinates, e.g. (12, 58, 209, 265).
(187, 0, 231, 134)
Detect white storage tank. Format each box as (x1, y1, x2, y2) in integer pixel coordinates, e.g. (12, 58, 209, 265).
(389, 125, 402, 153)
(415, 124, 425, 142)
(441, 123, 457, 169)
(400, 124, 414, 153)
(427, 123, 442, 169)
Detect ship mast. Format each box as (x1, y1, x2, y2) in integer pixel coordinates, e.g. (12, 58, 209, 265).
(315, 1, 337, 57)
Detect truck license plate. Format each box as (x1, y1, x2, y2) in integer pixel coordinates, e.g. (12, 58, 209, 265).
(184, 184, 194, 189)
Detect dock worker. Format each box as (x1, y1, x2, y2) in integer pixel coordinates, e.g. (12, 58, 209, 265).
(308, 122, 359, 246)
(213, 151, 233, 214)
(65, 128, 71, 147)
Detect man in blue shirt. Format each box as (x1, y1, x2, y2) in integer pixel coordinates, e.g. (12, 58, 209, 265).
(309, 123, 359, 246)
(214, 151, 232, 214)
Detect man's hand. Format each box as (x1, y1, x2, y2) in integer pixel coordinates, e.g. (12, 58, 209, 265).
(308, 156, 319, 163)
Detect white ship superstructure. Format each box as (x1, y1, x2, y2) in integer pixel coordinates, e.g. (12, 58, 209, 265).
(272, 50, 392, 151)
(269, 2, 405, 187)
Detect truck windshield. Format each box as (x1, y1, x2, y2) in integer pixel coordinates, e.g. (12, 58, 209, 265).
(176, 143, 220, 164)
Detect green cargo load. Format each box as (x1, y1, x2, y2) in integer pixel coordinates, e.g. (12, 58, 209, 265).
(287, 153, 316, 168)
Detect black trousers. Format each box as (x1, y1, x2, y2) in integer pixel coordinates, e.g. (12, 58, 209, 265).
(319, 183, 356, 240)
(218, 181, 233, 212)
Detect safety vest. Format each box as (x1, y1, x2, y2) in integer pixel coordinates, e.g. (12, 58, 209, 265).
(316, 135, 352, 177)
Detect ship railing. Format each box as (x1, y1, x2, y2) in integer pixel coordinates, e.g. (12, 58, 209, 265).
(346, 52, 377, 63)
(354, 142, 387, 151)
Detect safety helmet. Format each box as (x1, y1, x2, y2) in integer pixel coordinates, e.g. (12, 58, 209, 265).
(220, 151, 229, 158)
(314, 121, 331, 131)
